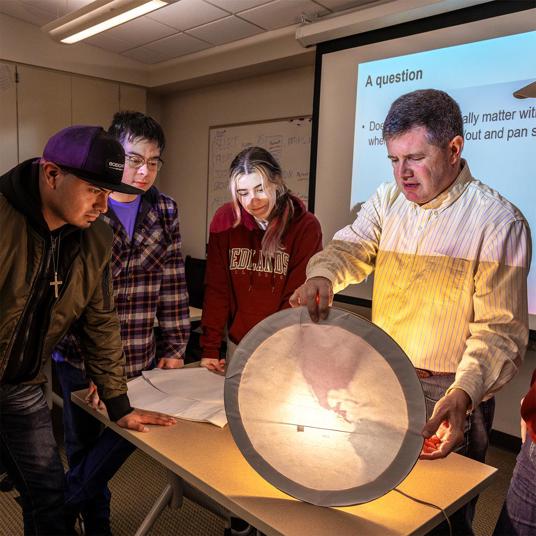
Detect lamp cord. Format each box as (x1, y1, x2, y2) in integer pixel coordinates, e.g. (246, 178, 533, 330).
(393, 487, 452, 536)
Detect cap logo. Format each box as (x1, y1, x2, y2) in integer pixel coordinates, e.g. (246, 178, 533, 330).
(43, 126, 142, 195)
(107, 160, 124, 171)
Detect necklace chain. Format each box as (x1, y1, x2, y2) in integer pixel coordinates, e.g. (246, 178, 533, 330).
(50, 235, 63, 299)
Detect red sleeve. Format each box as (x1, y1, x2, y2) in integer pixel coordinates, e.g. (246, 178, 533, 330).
(279, 213, 323, 310)
(521, 369, 536, 442)
(200, 210, 232, 361)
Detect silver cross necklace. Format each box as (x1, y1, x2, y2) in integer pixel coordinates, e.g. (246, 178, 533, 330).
(50, 235, 63, 299)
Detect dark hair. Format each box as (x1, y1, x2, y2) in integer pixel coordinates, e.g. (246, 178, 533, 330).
(382, 89, 464, 147)
(108, 111, 165, 152)
(229, 146, 293, 259)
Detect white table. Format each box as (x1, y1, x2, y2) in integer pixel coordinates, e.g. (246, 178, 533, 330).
(71, 387, 497, 536)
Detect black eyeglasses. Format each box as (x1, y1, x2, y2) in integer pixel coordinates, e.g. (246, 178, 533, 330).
(125, 154, 163, 171)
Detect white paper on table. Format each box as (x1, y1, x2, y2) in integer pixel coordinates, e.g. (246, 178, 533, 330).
(127, 375, 168, 406)
(142, 368, 224, 403)
(175, 400, 228, 428)
(127, 377, 196, 414)
(126, 373, 227, 427)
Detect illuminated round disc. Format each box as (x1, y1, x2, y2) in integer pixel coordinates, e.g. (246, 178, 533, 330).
(224, 307, 426, 506)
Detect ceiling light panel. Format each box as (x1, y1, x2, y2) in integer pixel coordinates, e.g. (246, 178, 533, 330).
(42, 0, 172, 44)
(96, 14, 176, 46)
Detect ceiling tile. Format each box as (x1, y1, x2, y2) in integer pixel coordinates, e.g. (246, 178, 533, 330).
(130, 32, 212, 62)
(24, 0, 93, 17)
(0, 1, 58, 26)
(65, 0, 96, 11)
(96, 15, 177, 48)
(239, 0, 329, 30)
(312, 0, 377, 12)
(186, 15, 263, 46)
(84, 32, 134, 54)
(147, 0, 227, 31)
(121, 47, 170, 64)
(205, 0, 273, 14)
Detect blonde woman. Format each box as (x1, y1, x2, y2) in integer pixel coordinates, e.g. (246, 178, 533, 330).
(200, 146, 322, 372)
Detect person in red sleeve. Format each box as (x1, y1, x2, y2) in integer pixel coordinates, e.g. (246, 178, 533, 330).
(200, 146, 322, 373)
(521, 370, 536, 443)
(494, 369, 536, 535)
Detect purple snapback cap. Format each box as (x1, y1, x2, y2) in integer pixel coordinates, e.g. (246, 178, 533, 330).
(43, 125, 143, 195)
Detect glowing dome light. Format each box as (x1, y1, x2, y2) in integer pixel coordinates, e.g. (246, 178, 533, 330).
(224, 307, 426, 507)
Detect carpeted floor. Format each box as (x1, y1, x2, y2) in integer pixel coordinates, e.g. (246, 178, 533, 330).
(108, 450, 227, 536)
(0, 438, 517, 536)
(0, 446, 227, 536)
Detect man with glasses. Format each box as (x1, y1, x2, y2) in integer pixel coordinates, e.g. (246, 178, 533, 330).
(0, 125, 177, 535)
(53, 112, 190, 535)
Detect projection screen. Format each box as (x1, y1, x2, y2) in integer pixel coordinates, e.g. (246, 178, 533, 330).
(311, 2, 536, 329)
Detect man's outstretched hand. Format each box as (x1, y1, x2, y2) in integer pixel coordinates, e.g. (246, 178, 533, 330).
(116, 409, 176, 432)
(289, 276, 333, 322)
(419, 388, 471, 460)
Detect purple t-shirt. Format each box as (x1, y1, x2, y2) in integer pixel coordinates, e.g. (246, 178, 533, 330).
(109, 196, 141, 240)
(52, 195, 142, 364)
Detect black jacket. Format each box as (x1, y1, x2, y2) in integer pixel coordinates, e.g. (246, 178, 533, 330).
(0, 159, 131, 421)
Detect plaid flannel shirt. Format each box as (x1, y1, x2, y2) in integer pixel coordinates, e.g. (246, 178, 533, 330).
(54, 187, 190, 378)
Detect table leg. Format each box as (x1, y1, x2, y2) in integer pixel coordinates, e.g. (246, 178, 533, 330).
(182, 479, 231, 521)
(134, 469, 234, 534)
(134, 482, 174, 536)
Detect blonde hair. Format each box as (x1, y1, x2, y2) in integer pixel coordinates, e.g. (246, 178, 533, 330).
(229, 147, 294, 259)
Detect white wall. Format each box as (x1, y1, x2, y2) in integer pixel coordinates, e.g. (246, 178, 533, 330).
(0, 13, 147, 86)
(0, 61, 146, 171)
(156, 64, 315, 259)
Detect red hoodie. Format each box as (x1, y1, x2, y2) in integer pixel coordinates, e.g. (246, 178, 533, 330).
(200, 195, 322, 360)
(521, 369, 536, 442)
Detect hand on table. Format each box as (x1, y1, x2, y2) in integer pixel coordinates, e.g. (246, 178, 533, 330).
(116, 408, 176, 432)
(200, 358, 225, 374)
(289, 276, 333, 322)
(85, 380, 105, 410)
(419, 388, 471, 460)
(157, 357, 184, 369)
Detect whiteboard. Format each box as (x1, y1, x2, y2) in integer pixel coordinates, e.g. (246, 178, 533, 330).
(207, 117, 312, 238)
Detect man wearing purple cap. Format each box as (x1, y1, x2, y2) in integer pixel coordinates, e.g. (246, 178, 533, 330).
(0, 125, 176, 535)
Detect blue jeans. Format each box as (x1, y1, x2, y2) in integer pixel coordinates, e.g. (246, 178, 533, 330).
(494, 436, 536, 535)
(0, 383, 73, 535)
(55, 361, 135, 536)
(421, 374, 495, 535)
